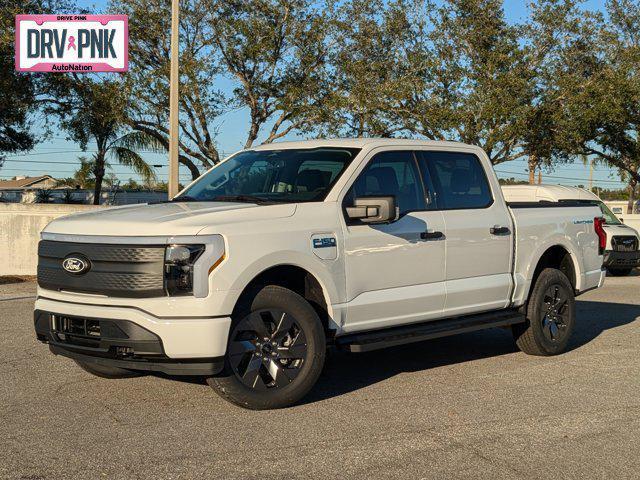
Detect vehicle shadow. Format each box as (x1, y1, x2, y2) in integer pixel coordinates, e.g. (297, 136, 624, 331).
(300, 299, 640, 405)
(158, 300, 640, 402)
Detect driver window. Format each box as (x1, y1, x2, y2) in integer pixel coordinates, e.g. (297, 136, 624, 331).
(345, 151, 425, 216)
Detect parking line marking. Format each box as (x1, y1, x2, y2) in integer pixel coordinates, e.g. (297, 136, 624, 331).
(0, 295, 36, 302)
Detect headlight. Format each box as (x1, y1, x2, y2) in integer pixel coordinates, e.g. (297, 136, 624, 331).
(164, 244, 205, 296)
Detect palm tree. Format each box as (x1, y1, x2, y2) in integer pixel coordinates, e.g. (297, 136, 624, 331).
(46, 78, 164, 204)
(89, 130, 163, 204)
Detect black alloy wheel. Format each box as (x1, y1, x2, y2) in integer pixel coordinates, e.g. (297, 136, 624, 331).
(207, 285, 326, 409)
(512, 268, 576, 356)
(228, 309, 308, 390)
(540, 284, 570, 343)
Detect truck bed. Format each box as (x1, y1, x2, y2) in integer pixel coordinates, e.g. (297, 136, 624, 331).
(508, 202, 603, 307)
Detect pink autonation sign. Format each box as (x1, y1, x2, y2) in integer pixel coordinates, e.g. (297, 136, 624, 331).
(15, 15, 128, 72)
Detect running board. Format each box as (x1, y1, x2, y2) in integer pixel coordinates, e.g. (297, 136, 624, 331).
(336, 310, 525, 353)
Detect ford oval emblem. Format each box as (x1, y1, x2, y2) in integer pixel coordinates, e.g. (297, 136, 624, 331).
(62, 255, 90, 275)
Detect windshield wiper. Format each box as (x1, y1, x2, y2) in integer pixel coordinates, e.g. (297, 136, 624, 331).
(211, 195, 280, 204)
(171, 195, 200, 202)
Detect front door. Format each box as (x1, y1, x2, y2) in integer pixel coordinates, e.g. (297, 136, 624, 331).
(341, 150, 447, 333)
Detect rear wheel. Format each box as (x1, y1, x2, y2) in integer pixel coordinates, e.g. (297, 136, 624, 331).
(208, 285, 326, 410)
(607, 267, 633, 276)
(512, 268, 575, 356)
(74, 360, 143, 379)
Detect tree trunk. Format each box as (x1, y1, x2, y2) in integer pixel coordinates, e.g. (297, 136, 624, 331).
(92, 152, 106, 205)
(244, 120, 260, 149)
(627, 177, 637, 214)
(528, 155, 537, 185)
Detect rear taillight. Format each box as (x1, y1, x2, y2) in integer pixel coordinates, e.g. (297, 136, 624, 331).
(594, 217, 606, 254)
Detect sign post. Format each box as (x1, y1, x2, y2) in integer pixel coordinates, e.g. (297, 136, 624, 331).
(168, 0, 180, 199)
(15, 15, 128, 72)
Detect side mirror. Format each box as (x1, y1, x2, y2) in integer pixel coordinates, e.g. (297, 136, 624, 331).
(346, 196, 397, 224)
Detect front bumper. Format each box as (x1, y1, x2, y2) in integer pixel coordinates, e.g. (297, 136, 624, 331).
(34, 297, 232, 376)
(603, 250, 640, 269)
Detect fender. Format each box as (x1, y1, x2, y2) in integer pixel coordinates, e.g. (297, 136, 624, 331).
(512, 234, 584, 307)
(213, 249, 343, 325)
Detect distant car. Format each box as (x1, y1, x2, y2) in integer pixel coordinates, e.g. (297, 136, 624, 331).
(502, 185, 640, 276)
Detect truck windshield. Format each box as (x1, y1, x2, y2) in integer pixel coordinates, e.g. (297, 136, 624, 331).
(175, 148, 360, 204)
(598, 201, 622, 225)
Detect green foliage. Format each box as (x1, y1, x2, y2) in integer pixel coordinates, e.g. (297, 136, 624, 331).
(498, 177, 530, 185)
(553, 0, 640, 184)
(320, 0, 415, 137)
(57, 157, 96, 189)
(1, 0, 77, 165)
(6, 0, 640, 191)
(34, 189, 53, 203)
(45, 78, 162, 204)
(1, 1, 36, 163)
(116, 0, 223, 177)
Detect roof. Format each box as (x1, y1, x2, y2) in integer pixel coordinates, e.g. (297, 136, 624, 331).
(501, 184, 600, 202)
(0, 175, 54, 190)
(250, 138, 474, 151)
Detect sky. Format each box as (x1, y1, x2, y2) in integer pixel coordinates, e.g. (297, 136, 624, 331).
(2, 0, 626, 191)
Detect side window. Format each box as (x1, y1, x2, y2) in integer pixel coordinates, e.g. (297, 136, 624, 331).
(418, 152, 493, 210)
(294, 160, 344, 194)
(346, 151, 426, 216)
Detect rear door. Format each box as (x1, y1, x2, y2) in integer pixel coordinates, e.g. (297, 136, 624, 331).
(417, 150, 513, 317)
(341, 149, 447, 332)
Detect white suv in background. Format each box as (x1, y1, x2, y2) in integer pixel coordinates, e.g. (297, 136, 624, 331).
(502, 185, 640, 276)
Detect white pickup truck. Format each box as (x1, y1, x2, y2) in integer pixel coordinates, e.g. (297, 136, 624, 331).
(34, 139, 605, 409)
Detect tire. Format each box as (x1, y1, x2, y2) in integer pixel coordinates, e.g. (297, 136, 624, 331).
(607, 267, 633, 276)
(512, 268, 575, 356)
(208, 285, 326, 410)
(74, 360, 143, 379)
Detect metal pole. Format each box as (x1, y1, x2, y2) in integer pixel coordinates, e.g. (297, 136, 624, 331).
(168, 0, 180, 199)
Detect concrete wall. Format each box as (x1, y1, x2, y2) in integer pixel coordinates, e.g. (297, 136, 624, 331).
(0, 189, 167, 205)
(0, 203, 104, 276)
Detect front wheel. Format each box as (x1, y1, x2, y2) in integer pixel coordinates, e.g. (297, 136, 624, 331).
(207, 285, 326, 410)
(512, 268, 576, 356)
(607, 267, 633, 276)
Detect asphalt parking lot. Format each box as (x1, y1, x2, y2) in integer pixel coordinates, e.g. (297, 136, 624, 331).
(1, 276, 639, 480)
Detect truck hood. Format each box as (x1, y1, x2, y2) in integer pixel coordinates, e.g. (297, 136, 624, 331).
(43, 201, 297, 237)
(604, 222, 640, 237)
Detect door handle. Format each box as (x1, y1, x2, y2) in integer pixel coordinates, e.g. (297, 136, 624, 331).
(421, 230, 444, 240)
(490, 225, 511, 235)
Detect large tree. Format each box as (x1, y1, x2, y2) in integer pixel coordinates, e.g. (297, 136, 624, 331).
(556, 0, 640, 210)
(116, 0, 224, 178)
(1, 0, 79, 169)
(381, 0, 533, 164)
(317, 0, 417, 137)
(114, 0, 334, 177)
(518, 0, 602, 183)
(204, 0, 334, 148)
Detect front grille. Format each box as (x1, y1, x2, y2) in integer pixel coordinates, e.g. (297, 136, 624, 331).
(611, 236, 638, 252)
(38, 240, 165, 297)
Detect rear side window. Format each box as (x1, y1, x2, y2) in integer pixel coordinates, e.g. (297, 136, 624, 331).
(417, 151, 493, 210)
